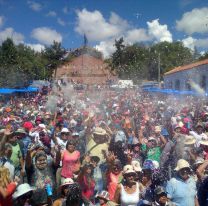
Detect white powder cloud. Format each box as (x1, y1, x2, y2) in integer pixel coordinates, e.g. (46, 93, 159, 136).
(0, 27, 24, 44)
(147, 19, 173, 42)
(26, 43, 45, 52)
(176, 7, 208, 34)
(31, 27, 62, 45)
(27, 0, 42, 12)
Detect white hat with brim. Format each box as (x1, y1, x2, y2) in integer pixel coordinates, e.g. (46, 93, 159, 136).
(123, 165, 136, 175)
(61, 128, 70, 133)
(96, 190, 110, 201)
(199, 139, 208, 146)
(131, 160, 142, 172)
(194, 158, 205, 165)
(60, 178, 74, 187)
(93, 127, 107, 136)
(13, 183, 34, 199)
(174, 159, 190, 171)
(184, 135, 196, 145)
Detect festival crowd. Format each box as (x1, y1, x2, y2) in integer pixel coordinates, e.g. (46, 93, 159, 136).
(1, 82, 208, 206)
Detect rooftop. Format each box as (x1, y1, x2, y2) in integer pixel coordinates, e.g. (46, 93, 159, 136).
(164, 58, 208, 76)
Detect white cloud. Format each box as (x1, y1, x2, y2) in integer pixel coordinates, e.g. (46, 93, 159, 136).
(46, 11, 57, 17)
(0, 16, 4, 27)
(176, 7, 208, 34)
(182, 36, 196, 50)
(195, 38, 208, 49)
(57, 18, 66, 26)
(75, 9, 126, 41)
(63, 6, 69, 14)
(27, 43, 45, 52)
(182, 36, 208, 51)
(147, 19, 173, 42)
(125, 29, 151, 44)
(31, 27, 62, 45)
(0, 27, 24, 44)
(95, 39, 116, 58)
(27, 0, 42, 12)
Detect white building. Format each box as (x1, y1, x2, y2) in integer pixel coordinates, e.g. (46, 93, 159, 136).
(164, 59, 208, 92)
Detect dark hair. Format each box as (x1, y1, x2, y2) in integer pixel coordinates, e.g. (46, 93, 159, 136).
(66, 183, 82, 206)
(66, 139, 77, 148)
(90, 156, 100, 164)
(35, 151, 47, 162)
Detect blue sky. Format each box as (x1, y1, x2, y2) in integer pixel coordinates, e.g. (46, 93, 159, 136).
(0, 0, 208, 57)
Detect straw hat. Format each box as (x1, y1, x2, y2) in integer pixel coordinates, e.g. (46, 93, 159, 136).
(194, 157, 205, 166)
(93, 127, 107, 136)
(199, 137, 208, 146)
(123, 165, 136, 175)
(60, 178, 74, 187)
(174, 159, 190, 171)
(15, 128, 27, 135)
(184, 135, 196, 145)
(131, 160, 142, 172)
(96, 190, 110, 201)
(13, 183, 34, 199)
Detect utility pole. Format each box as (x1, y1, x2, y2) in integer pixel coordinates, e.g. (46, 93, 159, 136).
(158, 53, 161, 83)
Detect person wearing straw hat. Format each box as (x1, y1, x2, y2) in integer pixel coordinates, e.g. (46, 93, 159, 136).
(96, 190, 118, 206)
(166, 159, 198, 206)
(86, 127, 109, 164)
(199, 137, 208, 160)
(114, 165, 140, 206)
(13, 183, 34, 206)
(52, 178, 74, 206)
(152, 186, 175, 206)
(190, 122, 208, 147)
(183, 135, 196, 164)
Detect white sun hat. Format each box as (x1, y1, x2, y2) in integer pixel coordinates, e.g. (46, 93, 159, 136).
(174, 159, 190, 171)
(13, 183, 34, 199)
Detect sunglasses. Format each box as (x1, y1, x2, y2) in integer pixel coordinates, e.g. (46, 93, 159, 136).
(125, 172, 136, 177)
(62, 133, 69, 135)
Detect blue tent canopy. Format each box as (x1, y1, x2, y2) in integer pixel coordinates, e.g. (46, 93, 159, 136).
(142, 87, 200, 96)
(0, 87, 39, 94)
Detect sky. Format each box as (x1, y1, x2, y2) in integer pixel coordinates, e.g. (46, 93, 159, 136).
(0, 0, 208, 58)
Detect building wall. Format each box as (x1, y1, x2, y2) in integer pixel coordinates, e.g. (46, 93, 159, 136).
(164, 64, 208, 92)
(56, 54, 117, 84)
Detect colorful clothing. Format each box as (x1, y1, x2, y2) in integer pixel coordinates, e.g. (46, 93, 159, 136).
(61, 150, 80, 178)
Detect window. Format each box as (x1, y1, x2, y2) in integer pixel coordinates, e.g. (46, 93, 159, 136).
(175, 79, 180, 90)
(200, 75, 206, 90)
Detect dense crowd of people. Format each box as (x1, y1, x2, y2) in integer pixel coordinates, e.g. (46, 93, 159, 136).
(1, 82, 208, 206)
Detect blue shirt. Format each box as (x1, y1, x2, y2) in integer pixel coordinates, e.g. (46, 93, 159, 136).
(166, 177, 196, 206)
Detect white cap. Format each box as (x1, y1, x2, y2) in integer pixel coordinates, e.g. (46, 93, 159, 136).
(61, 128, 69, 133)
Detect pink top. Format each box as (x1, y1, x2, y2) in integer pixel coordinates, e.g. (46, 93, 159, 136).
(107, 172, 123, 200)
(61, 150, 80, 178)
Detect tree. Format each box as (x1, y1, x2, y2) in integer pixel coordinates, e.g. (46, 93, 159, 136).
(43, 41, 66, 79)
(198, 51, 208, 61)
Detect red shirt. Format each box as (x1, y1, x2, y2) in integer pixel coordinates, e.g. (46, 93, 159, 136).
(0, 182, 16, 206)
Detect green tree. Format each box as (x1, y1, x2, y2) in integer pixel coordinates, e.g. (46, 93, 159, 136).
(43, 41, 66, 79)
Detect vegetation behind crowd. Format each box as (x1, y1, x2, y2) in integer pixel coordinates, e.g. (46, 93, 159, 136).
(0, 37, 208, 88)
(108, 37, 208, 83)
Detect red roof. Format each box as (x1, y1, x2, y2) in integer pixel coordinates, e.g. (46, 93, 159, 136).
(164, 59, 208, 76)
